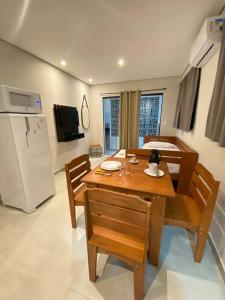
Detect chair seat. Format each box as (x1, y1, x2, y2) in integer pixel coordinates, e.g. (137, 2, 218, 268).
(89, 225, 146, 263)
(164, 194, 201, 231)
(74, 184, 85, 205)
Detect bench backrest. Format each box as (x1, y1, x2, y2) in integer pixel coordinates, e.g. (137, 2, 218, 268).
(126, 148, 182, 164)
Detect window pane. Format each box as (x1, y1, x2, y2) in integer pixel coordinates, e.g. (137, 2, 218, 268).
(103, 97, 120, 155)
(139, 94, 163, 147)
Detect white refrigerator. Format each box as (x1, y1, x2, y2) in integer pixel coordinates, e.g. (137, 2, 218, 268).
(0, 113, 55, 212)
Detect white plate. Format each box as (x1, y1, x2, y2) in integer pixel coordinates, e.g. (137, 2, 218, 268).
(144, 168, 165, 177)
(101, 161, 122, 171)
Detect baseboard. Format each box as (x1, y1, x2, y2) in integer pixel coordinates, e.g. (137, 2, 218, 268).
(208, 233, 225, 282)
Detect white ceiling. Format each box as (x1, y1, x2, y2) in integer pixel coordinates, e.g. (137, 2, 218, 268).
(0, 0, 224, 84)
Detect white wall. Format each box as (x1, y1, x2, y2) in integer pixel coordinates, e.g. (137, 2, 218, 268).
(177, 50, 225, 270)
(90, 77, 180, 146)
(0, 40, 91, 172)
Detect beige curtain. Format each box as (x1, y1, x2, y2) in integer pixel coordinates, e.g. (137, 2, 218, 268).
(119, 91, 140, 148)
(173, 67, 201, 131)
(205, 26, 225, 147)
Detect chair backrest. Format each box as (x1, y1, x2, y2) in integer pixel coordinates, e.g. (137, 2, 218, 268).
(84, 188, 151, 251)
(65, 154, 91, 196)
(188, 163, 219, 216)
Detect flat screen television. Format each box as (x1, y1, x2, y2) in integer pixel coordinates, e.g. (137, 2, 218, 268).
(53, 104, 84, 142)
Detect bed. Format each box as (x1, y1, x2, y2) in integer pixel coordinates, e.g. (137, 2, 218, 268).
(115, 136, 198, 194)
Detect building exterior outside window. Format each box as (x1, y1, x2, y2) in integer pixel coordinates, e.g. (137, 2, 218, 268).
(111, 98, 120, 137)
(139, 94, 163, 147)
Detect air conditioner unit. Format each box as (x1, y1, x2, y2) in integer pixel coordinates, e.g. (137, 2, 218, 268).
(190, 16, 225, 68)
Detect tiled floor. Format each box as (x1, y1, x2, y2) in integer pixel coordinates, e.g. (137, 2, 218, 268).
(0, 160, 225, 300)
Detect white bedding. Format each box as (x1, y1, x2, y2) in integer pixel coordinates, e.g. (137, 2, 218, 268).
(114, 148, 180, 174)
(166, 163, 180, 174)
(114, 149, 126, 158)
(142, 141, 179, 151)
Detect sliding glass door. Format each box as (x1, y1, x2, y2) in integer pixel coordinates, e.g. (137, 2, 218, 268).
(103, 96, 120, 155)
(102, 93, 163, 152)
(139, 94, 163, 147)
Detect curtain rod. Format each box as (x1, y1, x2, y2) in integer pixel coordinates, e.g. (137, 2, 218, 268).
(100, 88, 167, 96)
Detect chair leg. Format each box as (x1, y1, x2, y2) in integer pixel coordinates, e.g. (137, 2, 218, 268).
(69, 201, 76, 228)
(87, 244, 97, 282)
(195, 231, 208, 263)
(133, 263, 145, 300)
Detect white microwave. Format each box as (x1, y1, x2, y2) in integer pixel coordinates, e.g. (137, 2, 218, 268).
(0, 85, 42, 114)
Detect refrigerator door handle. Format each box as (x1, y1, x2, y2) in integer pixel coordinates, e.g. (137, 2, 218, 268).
(25, 117, 30, 148)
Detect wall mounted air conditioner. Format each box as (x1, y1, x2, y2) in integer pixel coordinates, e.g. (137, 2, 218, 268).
(190, 16, 225, 68)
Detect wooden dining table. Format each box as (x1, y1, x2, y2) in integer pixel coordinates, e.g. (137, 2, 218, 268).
(82, 157, 175, 267)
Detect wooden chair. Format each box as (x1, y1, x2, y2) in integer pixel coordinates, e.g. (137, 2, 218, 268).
(164, 163, 219, 262)
(84, 188, 151, 300)
(65, 154, 91, 228)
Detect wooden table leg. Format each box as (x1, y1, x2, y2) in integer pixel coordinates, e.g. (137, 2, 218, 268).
(148, 195, 166, 266)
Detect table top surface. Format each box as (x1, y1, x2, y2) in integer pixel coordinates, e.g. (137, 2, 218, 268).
(82, 157, 175, 197)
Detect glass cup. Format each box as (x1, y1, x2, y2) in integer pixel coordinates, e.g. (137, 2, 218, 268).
(119, 159, 130, 176)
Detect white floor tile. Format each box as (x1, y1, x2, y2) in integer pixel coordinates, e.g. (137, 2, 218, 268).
(0, 204, 23, 228)
(0, 253, 14, 276)
(16, 226, 88, 287)
(63, 289, 91, 300)
(0, 263, 67, 300)
(167, 270, 225, 300)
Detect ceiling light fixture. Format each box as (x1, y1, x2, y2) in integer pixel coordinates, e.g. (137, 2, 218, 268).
(118, 59, 124, 66)
(88, 78, 93, 83)
(60, 60, 66, 66)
